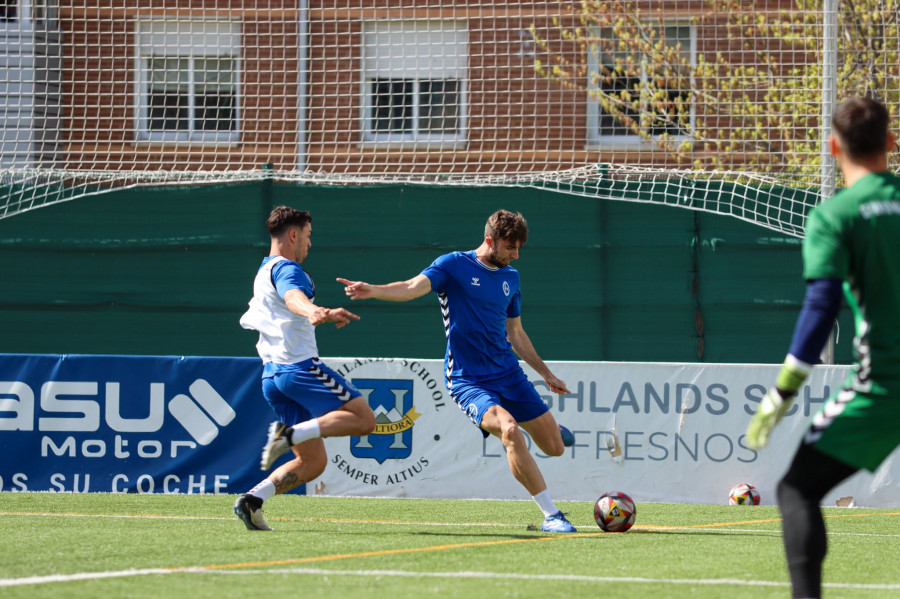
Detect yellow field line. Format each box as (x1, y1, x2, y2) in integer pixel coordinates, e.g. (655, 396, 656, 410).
(823, 511, 900, 519)
(204, 511, 900, 571)
(633, 511, 900, 532)
(3, 508, 900, 576)
(203, 533, 605, 570)
(633, 519, 782, 531)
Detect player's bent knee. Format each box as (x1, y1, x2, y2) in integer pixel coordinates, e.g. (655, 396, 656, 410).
(533, 430, 564, 456)
(358, 415, 376, 436)
(305, 452, 328, 480)
(344, 397, 377, 435)
(353, 409, 376, 436)
(500, 421, 524, 445)
(310, 458, 327, 480)
(543, 440, 565, 457)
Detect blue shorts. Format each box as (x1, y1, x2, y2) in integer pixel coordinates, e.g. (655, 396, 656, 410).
(262, 358, 361, 425)
(448, 369, 549, 437)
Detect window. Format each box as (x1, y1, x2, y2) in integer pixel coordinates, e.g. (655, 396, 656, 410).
(0, 0, 16, 22)
(136, 20, 240, 143)
(361, 20, 467, 145)
(29, 0, 52, 24)
(0, 1, 55, 25)
(587, 24, 694, 146)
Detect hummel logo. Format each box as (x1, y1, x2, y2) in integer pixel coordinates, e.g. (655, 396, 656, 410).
(471, 277, 480, 286)
(168, 379, 236, 445)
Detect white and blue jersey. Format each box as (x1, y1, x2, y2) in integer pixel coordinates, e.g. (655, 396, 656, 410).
(421, 250, 523, 381)
(240, 255, 360, 422)
(239, 255, 319, 370)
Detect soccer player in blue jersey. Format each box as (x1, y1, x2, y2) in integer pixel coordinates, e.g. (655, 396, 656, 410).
(747, 97, 900, 598)
(234, 206, 376, 531)
(338, 210, 578, 532)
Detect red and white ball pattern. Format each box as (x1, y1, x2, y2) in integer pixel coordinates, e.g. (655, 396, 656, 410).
(728, 483, 761, 505)
(593, 491, 637, 532)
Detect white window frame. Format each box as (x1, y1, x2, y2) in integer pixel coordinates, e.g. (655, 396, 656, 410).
(586, 23, 696, 148)
(135, 19, 242, 144)
(0, 0, 56, 26)
(360, 20, 468, 147)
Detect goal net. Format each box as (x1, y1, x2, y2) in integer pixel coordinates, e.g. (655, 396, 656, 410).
(2, 0, 898, 236)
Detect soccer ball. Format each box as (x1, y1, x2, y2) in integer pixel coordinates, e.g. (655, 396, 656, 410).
(593, 491, 636, 532)
(728, 483, 761, 505)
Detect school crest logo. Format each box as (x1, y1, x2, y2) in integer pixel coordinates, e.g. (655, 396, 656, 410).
(350, 378, 420, 464)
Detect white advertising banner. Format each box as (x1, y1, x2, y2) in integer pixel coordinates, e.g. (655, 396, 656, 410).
(318, 358, 900, 507)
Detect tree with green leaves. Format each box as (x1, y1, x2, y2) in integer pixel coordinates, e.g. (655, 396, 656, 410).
(530, 0, 900, 185)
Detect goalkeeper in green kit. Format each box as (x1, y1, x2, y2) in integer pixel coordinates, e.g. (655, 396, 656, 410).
(746, 96, 900, 599)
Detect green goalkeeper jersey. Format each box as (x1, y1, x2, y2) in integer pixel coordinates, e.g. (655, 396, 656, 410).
(802, 171, 900, 385)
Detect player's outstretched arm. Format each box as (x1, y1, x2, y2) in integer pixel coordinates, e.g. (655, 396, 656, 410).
(506, 317, 571, 394)
(337, 274, 432, 302)
(284, 289, 360, 329)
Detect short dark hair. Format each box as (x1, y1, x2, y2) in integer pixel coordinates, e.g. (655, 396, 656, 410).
(267, 206, 311, 237)
(485, 210, 529, 245)
(832, 97, 891, 159)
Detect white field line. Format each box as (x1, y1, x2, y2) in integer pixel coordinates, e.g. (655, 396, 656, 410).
(0, 568, 188, 587)
(210, 567, 900, 591)
(2, 566, 900, 591)
(4, 511, 900, 538)
(0, 511, 514, 526)
(0, 511, 522, 527)
(1, 512, 228, 521)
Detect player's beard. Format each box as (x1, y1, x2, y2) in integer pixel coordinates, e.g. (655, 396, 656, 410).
(486, 248, 508, 268)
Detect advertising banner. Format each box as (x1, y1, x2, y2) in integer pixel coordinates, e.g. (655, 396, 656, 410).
(318, 358, 900, 508)
(0, 354, 275, 495)
(3, 354, 899, 507)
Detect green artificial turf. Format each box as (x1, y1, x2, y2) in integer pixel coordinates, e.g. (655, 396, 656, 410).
(1, 493, 898, 598)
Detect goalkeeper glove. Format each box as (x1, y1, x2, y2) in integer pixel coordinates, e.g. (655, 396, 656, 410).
(745, 355, 810, 450)
(746, 387, 794, 450)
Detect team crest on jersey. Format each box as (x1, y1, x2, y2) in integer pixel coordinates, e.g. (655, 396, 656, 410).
(502, 281, 510, 296)
(349, 378, 420, 464)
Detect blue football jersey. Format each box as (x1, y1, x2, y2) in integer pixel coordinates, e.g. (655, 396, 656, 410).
(421, 250, 523, 380)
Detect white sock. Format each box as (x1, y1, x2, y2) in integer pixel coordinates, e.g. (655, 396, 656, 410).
(532, 489, 559, 517)
(247, 479, 276, 502)
(289, 419, 321, 445)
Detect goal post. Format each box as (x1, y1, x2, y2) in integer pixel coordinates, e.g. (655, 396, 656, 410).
(1, 0, 897, 235)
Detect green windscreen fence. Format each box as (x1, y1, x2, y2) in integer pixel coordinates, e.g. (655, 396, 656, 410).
(0, 181, 853, 364)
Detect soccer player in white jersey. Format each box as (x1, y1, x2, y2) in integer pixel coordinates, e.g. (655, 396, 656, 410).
(234, 206, 376, 531)
(338, 210, 578, 532)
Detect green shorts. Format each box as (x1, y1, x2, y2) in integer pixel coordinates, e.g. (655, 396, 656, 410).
(805, 371, 900, 472)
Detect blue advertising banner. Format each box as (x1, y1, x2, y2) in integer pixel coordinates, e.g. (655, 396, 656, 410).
(6, 354, 898, 506)
(0, 354, 297, 494)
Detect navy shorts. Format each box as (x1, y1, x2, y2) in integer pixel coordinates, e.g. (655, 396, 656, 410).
(448, 368, 549, 437)
(262, 358, 361, 425)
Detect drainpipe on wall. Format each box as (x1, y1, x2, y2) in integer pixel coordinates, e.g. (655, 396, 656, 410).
(297, 0, 308, 174)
